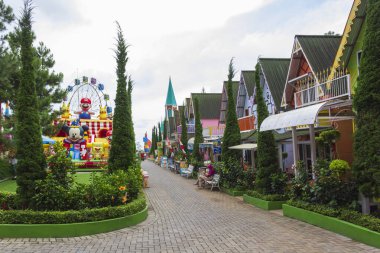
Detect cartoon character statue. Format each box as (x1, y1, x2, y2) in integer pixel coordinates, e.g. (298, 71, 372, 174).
(61, 102, 71, 119)
(92, 142, 104, 160)
(98, 105, 108, 120)
(75, 98, 94, 119)
(62, 120, 89, 160)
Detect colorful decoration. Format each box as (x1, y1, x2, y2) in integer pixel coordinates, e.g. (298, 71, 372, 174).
(143, 132, 151, 153)
(90, 77, 96, 84)
(98, 105, 108, 120)
(75, 97, 94, 119)
(4, 101, 10, 118)
(61, 102, 71, 119)
(62, 120, 89, 160)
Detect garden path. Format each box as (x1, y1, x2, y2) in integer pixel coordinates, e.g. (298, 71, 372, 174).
(0, 161, 379, 252)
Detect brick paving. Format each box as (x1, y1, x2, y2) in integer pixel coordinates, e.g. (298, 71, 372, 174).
(0, 160, 379, 252)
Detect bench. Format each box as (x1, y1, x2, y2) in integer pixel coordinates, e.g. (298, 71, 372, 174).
(180, 165, 194, 179)
(204, 174, 220, 191)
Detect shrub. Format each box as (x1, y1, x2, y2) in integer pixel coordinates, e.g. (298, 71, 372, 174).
(0, 192, 19, 210)
(246, 190, 288, 201)
(0, 193, 146, 224)
(219, 158, 245, 189)
(287, 200, 380, 233)
(47, 142, 75, 188)
(329, 159, 350, 175)
(0, 159, 12, 180)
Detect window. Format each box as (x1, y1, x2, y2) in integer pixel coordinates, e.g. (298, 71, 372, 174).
(357, 50, 362, 75)
(245, 109, 249, 116)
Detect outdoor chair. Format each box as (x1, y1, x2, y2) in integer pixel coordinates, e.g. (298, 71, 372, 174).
(180, 164, 194, 178)
(205, 174, 220, 191)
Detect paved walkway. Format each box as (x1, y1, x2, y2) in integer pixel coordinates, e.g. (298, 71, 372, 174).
(0, 161, 379, 253)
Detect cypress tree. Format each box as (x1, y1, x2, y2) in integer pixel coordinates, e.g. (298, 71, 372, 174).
(158, 122, 162, 142)
(254, 63, 280, 194)
(126, 76, 136, 156)
(192, 97, 203, 162)
(221, 58, 241, 162)
(353, 0, 380, 201)
(15, 0, 46, 207)
(150, 127, 155, 155)
(162, 119, 167, 156)
(155, 126, 158, 150)
(109, 22, 131, 172)
(180, 105, 188, 152)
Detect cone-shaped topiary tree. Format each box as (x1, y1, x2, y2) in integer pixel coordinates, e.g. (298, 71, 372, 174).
(221, 58, 241, 162)
(162, 119, 167, 156)
(15, 0, 46, 207)
(192, 97, 203, 162)
(127, 76, 136, 156)
(109, 22, 133, 172)
(254, 63, 281, 194)
(180, 105, 188, 152)
(353, 0, 380, 204)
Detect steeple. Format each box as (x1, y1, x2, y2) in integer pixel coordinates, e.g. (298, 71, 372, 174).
(165, 77, 177, 106)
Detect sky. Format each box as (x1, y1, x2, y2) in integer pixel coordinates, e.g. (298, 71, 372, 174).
(6, 0, 353, 146)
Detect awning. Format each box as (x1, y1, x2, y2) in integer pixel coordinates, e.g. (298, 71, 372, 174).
(260, 102, 327, 131)
(229, 143, 257, 150)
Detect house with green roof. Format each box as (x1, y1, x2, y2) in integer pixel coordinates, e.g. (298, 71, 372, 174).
(219, 81, 239, 125)
(164, 77, 179, 141)
(260, 0, 365, 177)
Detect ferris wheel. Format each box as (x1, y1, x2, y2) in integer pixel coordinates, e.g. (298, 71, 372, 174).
(65, 76, 110, 116)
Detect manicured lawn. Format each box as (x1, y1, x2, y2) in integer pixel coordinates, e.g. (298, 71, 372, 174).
(0, 173, 98, 193)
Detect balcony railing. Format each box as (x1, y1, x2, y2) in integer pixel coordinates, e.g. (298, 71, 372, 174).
(177, 124, 225, 137)
(294, 74, 350, 108)
(238, 115, 256, 131)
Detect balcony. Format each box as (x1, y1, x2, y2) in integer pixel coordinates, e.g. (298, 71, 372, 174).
(294, 74, 350, 108)
(177, 124, 225, 137)
(238, 115, 256, 131)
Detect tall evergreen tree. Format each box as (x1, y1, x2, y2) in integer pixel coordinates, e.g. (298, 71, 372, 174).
(126, 76, 136, 155)
(192, 97, 203, 162)
(150, 127, 155, 155)
(221, 58, 241, 162)
(162, 119, 167, 156)
(180, 105, 188, 152)
(15, 0, 46, 207)
(353, 0, 380, 203)
(158, 122, 162, 142)
(109, 22, 132, 172)
(155, 126, 158, 150)
(254, 63, 280, 194)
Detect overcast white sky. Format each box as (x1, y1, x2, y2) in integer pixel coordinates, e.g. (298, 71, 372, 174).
(6, 0, 352, 144)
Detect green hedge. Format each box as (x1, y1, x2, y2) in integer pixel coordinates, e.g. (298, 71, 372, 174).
(246, 190, 288, 201)
(287, 200, 380, 233)
(0, 194, 146, 224)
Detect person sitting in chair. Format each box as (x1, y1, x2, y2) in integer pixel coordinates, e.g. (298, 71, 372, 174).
(194, 164, 215, 187)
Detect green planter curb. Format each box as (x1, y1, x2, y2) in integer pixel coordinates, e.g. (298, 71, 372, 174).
(243, 194, 285, 210)
(283, 204, 380, 249)
(0, 206, 148, 238)
(221, 187, 245, 196)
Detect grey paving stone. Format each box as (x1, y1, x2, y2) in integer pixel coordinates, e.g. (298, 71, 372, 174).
(0, 160, 379, 252)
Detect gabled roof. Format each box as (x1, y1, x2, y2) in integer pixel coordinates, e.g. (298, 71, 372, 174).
(191, 93, 222, 119)
(297, 35, 341, 74)
(331, 0, 367, 71)
(259, 58, 290, 109)
(241, 71, 256, 97)
(165, 77, 177, 106)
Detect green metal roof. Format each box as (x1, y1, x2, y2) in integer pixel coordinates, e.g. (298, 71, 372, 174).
(297, 35, 341, 74)
(165, 77, 177, 106)
(191, 93, 222, 119)
(259, 58, 290, 109)
(241, 71, 256, 97)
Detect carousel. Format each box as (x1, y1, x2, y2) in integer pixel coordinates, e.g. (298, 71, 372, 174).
(51, 76, 113, 168)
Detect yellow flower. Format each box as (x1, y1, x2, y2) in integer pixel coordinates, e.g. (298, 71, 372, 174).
(119, 186, 126, 191)
(121, 196, 127, 203)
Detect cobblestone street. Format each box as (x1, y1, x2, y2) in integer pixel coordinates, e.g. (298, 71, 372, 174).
(0, 161, 379, 253)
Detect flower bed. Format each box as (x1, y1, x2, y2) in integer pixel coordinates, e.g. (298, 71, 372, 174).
(243, 191, 287, 210)
(283, 201, 380, 249)
(0, 194, 147, 237)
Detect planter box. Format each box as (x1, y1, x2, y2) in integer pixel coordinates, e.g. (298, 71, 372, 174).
(0, 206, 148, 238)
(283, 204, 380, 249)
(221, 187, 245, 196)
(243, 194, 285, 210)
